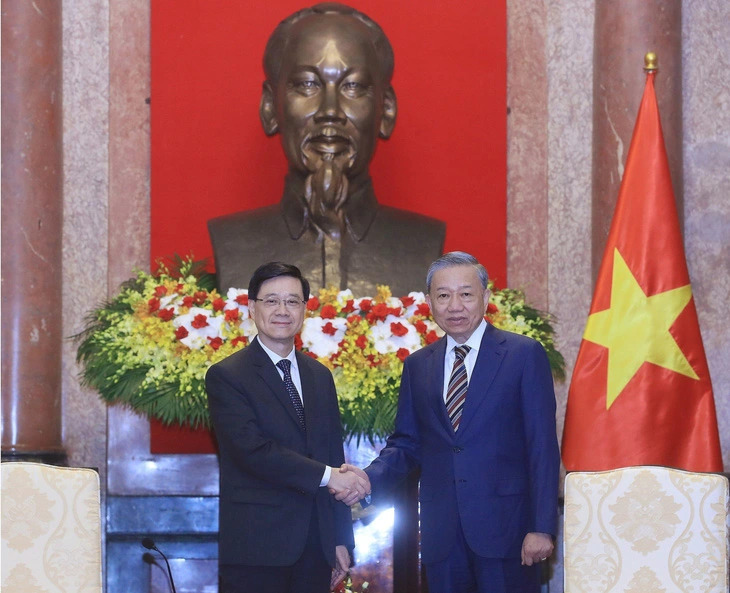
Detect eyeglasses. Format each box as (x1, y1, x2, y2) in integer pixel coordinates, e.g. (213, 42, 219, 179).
(253, 297, 306, 309)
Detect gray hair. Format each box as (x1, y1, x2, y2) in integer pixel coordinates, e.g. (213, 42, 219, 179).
(426, 251, 489, 292)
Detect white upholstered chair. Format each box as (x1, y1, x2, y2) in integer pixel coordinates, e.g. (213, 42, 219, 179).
(564, 465, 729, 593)
(1, 462, 102, 593)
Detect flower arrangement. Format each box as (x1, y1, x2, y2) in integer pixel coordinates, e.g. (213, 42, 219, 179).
(333, 576, 368, 593)
(77, 257, 564, 442)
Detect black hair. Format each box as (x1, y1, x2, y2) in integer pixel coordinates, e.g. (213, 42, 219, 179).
(248, 262, 311, 301)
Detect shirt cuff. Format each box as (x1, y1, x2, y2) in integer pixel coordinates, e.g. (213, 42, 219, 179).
(320, 465, 332, 487)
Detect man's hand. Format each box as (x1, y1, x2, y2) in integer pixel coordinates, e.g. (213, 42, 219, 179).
(327, 463, 370, 506)
(330, 545, 350, 589)
(521, 532, 554, 566)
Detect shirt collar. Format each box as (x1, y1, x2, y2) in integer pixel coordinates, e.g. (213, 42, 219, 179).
(280, 173, 378, 242)
(445, 319, 488, 355)
(256, 336, 297, 369)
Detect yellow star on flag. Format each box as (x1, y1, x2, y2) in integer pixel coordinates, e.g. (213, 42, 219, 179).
(584, 249, 698, 409)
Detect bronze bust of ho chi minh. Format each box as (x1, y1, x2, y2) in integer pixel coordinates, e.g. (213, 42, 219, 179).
(208, 2, 446, 296)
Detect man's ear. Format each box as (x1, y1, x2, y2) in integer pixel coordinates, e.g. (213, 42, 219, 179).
(379, 86, 397, 139)
(259, 81, 279, 136)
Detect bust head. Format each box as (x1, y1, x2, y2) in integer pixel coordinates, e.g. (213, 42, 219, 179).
(259, 3, 397, 235)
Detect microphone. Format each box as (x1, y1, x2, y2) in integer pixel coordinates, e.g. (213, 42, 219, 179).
(142, 537, 177, 593)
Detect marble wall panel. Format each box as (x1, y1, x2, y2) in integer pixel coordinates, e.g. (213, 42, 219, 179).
(544, 1, 595, 452)
(683, 0, 730, 470)
(61, 0, 110, 478)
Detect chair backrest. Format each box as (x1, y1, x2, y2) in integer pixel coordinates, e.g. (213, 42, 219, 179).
(564, 465, 729, 593)
(1, 461, 102, 593)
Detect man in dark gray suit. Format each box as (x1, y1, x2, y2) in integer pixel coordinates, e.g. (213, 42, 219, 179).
(206, 262, 369, 593)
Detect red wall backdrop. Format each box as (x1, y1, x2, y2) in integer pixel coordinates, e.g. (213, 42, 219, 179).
(150, 1, 507, 452)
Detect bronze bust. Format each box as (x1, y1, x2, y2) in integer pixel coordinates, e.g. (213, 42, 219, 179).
(208, 3, 445, 296)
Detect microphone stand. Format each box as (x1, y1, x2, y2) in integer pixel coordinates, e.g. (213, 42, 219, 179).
(142, 537, 178, 593)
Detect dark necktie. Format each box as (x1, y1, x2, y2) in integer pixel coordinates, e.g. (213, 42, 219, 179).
(276, 359, 306, 430)
(445, 345, 471, 430)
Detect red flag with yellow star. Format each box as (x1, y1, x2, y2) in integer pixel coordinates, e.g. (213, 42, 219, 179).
(562, 72, 722, 472)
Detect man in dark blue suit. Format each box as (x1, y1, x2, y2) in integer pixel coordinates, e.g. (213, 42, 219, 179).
(342, 251, 560, 593)
(206, 262, 369, 593)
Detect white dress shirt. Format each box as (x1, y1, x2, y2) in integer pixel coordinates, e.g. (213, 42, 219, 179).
(441, 319, 488, 402)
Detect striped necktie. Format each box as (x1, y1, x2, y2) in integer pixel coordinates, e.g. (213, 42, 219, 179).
(445, 345, 471, 430)
(276, 359, 305, 430)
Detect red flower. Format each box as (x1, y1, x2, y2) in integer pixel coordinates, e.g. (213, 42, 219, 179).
(181, 296, 194, 308)
(154, 285, 167, 297)
(207, 336, 223, 350)
(174, 326, 189, 340)
(321, 321, 337, 336)
(397, 348, 410, 362)
(367, 354, 379, 367)
(148, 297, 160, 313)
(346, 314, 362, 325)
(332, 580, 346, 593)
(176, 283, 184, 292)
(158, 307, 175, 322)
(320, 304, 337, 319)
(400, 296, 415, 307)
(212, 297, 226, 312)
(341, 299, 355, 313)
(355, 334, 368, 350)
(425, 330, 439, 344)
(306, 296, 320, 311)
(235, 293, 249, 306)
(416, 303, 431, 317)
(193, 291, 208, 305)
(365, 303, 391, 323)
(224, 308, 240, 322)
(390, 322, 408, 337)
(414, 320, 428, 335)
(231, 336, 248, 348)
(358, 298, 372, 312)
(487, 302, 499, 313)
(190, 314, 209, 329)
(294, 333, 303, 350)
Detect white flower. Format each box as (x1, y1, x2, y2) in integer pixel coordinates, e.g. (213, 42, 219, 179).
(370, 315, 421, 355)
(402, 291, 427, 317)
(335, 289, 355, 307)
(238, 317, 258, 338)
(173, 307, 224, 350)
(225, 288, 250, 319)
(300, 317, 347, 358)
(159, 294, 179, 310)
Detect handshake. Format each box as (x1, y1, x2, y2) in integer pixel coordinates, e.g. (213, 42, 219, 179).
(327, 463, 370, 506)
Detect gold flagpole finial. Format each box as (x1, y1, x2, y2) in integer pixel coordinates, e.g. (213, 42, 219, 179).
(644, 52, 658, 72)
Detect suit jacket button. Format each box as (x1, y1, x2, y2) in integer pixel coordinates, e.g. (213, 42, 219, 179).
(453, 446, 462, 453)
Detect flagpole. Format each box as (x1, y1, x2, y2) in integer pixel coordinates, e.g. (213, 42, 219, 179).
(643, 51, 658, 73)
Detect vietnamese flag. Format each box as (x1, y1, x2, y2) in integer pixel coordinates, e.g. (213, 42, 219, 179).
(562, 70, 722, 472)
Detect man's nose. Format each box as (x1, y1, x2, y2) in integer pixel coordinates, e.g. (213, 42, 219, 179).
(447, 295, 464, 310)
(314, 83, 346, 123)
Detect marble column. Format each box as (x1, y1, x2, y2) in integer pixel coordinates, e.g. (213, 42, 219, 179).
(592, 0, 682, 278)
(1, 0, 65, 462)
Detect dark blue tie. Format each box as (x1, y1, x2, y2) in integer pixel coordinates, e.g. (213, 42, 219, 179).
(276, 359, 306, 430)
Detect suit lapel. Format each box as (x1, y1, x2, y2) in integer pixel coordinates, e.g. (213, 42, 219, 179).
(457, 324, 506, 436)
(425, 338, 455, 437)
(251, 338, 305, 433)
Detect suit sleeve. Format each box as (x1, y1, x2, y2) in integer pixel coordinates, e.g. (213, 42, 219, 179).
(324, 370, 356, 549)
(521, 340, 560, 537)
(365, 357, 422, 503)
(206, 362, 325, 495)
